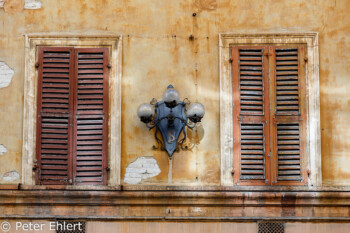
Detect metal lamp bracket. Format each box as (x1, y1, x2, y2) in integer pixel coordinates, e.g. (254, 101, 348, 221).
(139, 85, 203, 160)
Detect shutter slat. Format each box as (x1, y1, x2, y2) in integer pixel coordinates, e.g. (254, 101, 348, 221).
(75, 75, 103, 79)
(76, 151, 103, 155)
(41, 160, 67, 165)
(77, 156, 103, 161)
(76, 162, 102, 166)
(42, 78, 69, 83)
(78, 70, 104, 74)
(42, 68, 70, 73)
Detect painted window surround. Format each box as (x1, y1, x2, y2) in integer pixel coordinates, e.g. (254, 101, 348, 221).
(219, 33, 321, 187)
(22, 34, 122, 187)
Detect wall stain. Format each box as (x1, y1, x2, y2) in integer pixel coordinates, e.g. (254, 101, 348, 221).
(3, 0, 24, 13)
(194, 0, 217, 12)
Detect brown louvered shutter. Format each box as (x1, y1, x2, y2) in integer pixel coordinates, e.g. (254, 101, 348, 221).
(232, 45, 307, 186)
(73, 48, 109, 185)
(36, 47, 109, 186)
(270, 46, 307, 185)
(36, 47, 74, 185)
(232, 46, 270, 185)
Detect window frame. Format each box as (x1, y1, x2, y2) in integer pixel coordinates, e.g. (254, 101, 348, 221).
(22, 34, 122, 188)
(219, 33, 321, 187)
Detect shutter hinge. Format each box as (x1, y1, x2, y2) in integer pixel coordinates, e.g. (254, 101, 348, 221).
(304, 57, 308, 62)
(231, 169, 235, 176)
(107, 64, 112, 69)
(229, 58, 233, 63)
(35, 62, 39, 69)
(105, 161, 111, 172)
(33, 160, 39, 171)
(307, 169, 311, 177)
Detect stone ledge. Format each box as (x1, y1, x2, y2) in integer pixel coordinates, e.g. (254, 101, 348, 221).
(1, 189, 350, 220)
(2, 184, 350, 192)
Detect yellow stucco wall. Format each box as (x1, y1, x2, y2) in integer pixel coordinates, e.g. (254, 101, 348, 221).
(0, 0, 349, 185)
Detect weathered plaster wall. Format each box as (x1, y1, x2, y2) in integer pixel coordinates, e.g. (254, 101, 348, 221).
(0, 0, 349, 185)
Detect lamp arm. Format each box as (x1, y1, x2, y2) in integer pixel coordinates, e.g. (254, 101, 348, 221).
(145, 121, 156, 129)
(151, 115, 187, 127)
(185, 119, 197, 129)
(152, 115, 197, 130)
(152, 126, 165, 151)
(178, 125, 188, 151)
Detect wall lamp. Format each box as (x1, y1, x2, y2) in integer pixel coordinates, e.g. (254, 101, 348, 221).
(137, 85, 205, 159)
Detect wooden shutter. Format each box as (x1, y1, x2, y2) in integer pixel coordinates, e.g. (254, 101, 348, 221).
(36, 47, 74, 185)
(270, 46, 307, 185)
(73, 48, 109, 185)
(232, 45, 307, 186)
(232, 46, 270, 185)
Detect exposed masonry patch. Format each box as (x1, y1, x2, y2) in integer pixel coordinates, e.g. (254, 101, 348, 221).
(24, 0, 41, 9)
(0, 0, 42, 9)
(0, 62, 14, 88)
(124, 157, 161, 185)
(2, 170, 20, 182)
(0, 145, 7, 155)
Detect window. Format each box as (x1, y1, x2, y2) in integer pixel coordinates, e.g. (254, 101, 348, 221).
(35, 47, 109, 185)
(232, 45, 307, 185)
(22, 35, 122, 187)
(219, 33, 321, 187)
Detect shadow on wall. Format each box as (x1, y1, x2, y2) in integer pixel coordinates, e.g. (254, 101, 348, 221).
(185, 123, 205, 150)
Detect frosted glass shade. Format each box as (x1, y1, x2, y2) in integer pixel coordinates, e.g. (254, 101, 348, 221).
(162, 88, 180, 108)
(187, 102, 205, 122)
(137, 103, 155, 123)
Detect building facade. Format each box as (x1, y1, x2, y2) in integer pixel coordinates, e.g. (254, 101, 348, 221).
(0, 0, 350, 232)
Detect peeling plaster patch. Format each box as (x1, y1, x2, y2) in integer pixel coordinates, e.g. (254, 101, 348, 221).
(0, 0, 42, 9)
(2, 170, 20, 182)
(24, 0, 41, 9)
(0, 145, 7, 155)
(0, 62, 14, 88)
(124, 157, 161, 184)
